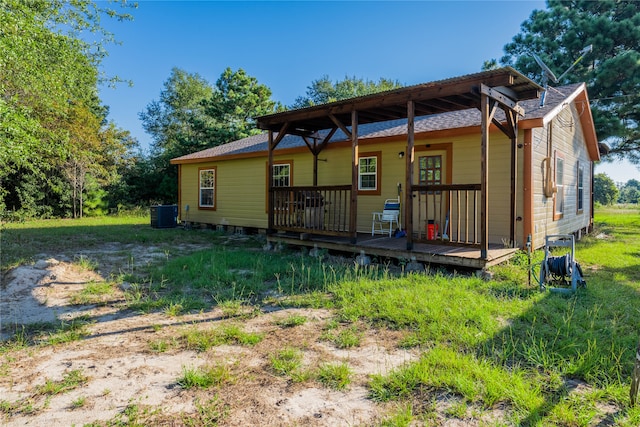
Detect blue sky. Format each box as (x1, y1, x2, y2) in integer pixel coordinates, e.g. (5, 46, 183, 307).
(97, 0, 638, 182)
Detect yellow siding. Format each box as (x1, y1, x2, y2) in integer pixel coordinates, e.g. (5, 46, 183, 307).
(179, 135, 519, 245)
(180, 153, 314, 228)
(357, 143, 405, 234)
(179, 113, 590, 249)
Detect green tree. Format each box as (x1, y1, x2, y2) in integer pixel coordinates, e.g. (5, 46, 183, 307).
(106, 153, 157, 209)
(140, 68, 214, 160)
(1, 0, 96, 182)
(481, 59, 500, 71)
(196, 67, 281, 146)
(624, 178, 640, 189)
(138, 68, 214, 204)
(83, 175, 109, 216)
(619, 187, 640, 204)
(138, 67, 279, 203)
(594, 173, 619, 205)
(63, 102, 103, 218)
(0, 0, 136, 218)
(494, 0, 640, 163)
(291, 75, 404, 108)
(618, 178, 640, 204)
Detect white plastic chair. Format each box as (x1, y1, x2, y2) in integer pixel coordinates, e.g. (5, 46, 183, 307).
(371, 198, 401, 236)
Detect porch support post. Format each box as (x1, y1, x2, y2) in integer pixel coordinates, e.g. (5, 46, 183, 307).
(313, 153, 318, 186)
(480, 85, 522, 251)
(405, 100, 415, 250)
(267, 130, 275, 234)
(523, 129, 534, 248)
(509, 113, 518, 248)
(304, 127, 337, 187)
(303, 135, 319, 187)
(305, 136, 320, 187)
(350, 110, 359, 244)
(480, 93, 490, 260)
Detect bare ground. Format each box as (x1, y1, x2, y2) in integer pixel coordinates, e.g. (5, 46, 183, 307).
(0, 244, 424, 426)
(1, 240, 619, 426)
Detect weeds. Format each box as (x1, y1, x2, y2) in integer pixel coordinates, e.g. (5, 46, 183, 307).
(71, 395, 87, 408)
(269, 347, 304, 377)
(163, 301, 185, 317)
(74, 255, 98, 271)
(378, 403, 414, 427)
(45, 318, 91, 345)
(177, 364, 231, 389)
(70, 281, 116, 305)
(0, 319, 91, 350)
(180, 324, 263, 351)
(149, 338, 174, 353)
(217, 299, 259, 319)
(111, 401, 161, 426)
(37, 369, 88, 396)
(316, 362, 352, 390)
(321, 324, 362, 349)
(183, 396, 229, 426)
(275, 314, 307, 328)
(0, 397, 39, 416)
(269, 347, 312, 382)
(0, 400, 16, 414)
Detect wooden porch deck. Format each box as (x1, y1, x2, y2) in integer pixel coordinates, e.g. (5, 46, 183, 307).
(267, 233, 518, 270)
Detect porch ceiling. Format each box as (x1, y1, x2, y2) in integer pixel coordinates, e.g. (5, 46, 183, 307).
(256, 67, 542, 134)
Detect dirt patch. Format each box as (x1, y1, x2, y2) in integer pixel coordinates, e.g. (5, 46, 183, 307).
(1, 259, 111, 329)
(0, 240, 619, 425)
(0, 243, 418, 426)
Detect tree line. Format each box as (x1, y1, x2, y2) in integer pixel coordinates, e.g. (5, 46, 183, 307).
(1, 0, 136, 219)
(132, 69, 402, 205)
(1, 0, 638, 220)
(594, 175, 640, 205)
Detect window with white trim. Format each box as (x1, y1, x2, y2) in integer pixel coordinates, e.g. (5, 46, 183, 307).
(199, 168, 216, 208)
(359, 156, 377, 191)
(577, 162, 584, 213)
(554, 154, 564, 219)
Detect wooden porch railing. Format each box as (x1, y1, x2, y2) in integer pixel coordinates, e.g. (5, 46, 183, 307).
(270, 185, 351, 236)
(412, 184, 481, 245)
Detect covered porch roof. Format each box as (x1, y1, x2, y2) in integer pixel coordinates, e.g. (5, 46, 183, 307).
(256, 67, 541, 135)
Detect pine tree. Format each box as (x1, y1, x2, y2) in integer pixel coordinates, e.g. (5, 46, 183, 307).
(497, 0, 640, 163)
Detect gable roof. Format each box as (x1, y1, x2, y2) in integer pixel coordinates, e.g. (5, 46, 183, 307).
(530, 83, 599, 161)
(171, 82, 599, 164)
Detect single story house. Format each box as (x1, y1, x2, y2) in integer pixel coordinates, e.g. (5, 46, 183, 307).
(171, 68, 601, 268)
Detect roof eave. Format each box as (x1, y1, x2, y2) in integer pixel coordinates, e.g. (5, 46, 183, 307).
(540, 83, 599, 161)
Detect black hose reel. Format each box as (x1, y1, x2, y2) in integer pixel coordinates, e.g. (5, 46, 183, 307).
(539, 235, 586, 293)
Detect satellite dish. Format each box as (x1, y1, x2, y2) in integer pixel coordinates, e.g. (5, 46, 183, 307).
(531, 45, 592, 106)
(532, 52, 558, 84)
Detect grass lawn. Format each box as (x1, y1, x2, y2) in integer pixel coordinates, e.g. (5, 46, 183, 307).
(1, 206, 640, 425)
